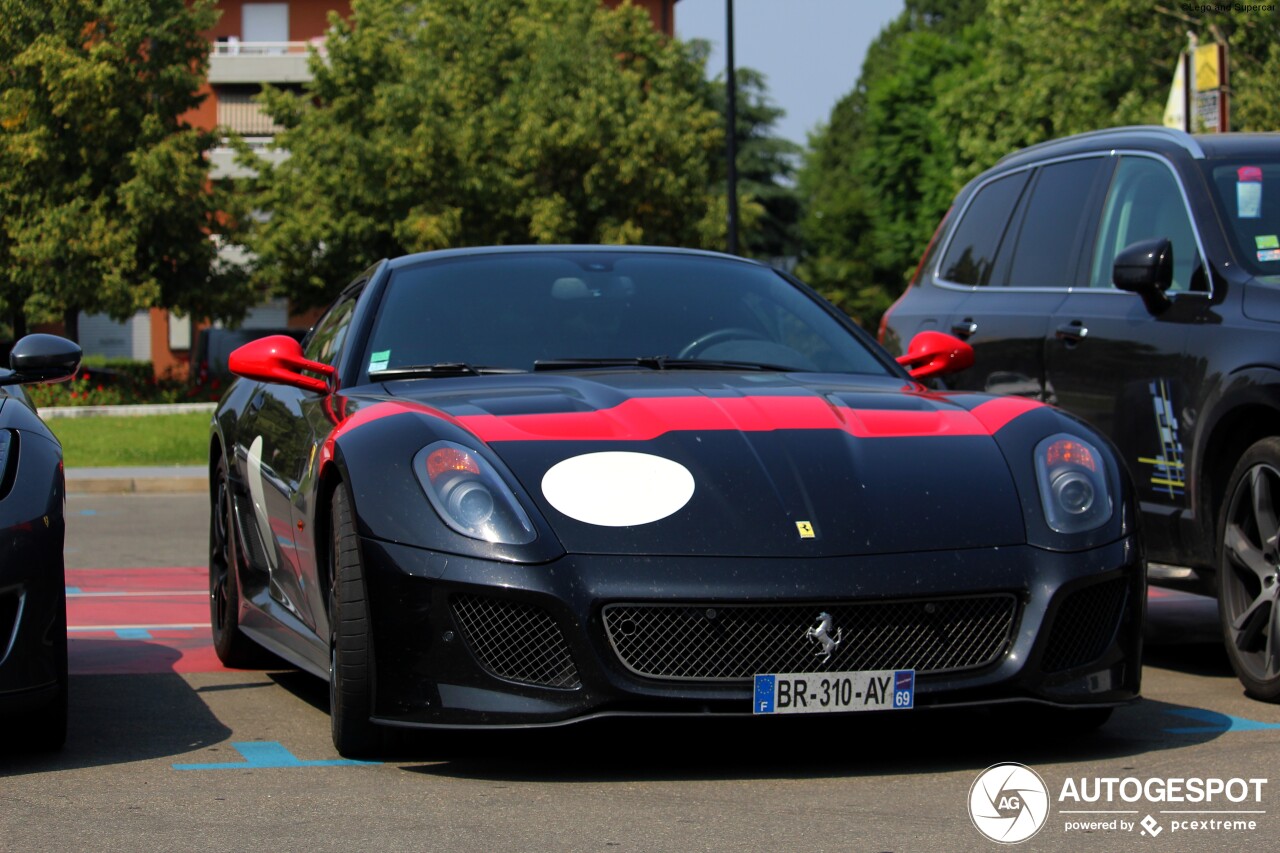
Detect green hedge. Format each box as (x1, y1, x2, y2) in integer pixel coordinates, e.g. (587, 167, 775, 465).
(24, 358, 224, 407)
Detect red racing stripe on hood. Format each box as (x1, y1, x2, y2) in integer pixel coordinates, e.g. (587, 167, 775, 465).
(318, 395, 1045, 460)
(453, 395, 1044, 442)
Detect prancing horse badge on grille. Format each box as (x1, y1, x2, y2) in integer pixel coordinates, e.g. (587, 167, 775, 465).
(805, 612, 842, 661)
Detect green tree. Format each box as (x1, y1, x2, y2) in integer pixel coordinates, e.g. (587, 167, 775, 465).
(0, 0, 250, 341)
(798, 0, 1280, 330)
(797, 2, 980, 326)
(936, 1, 1280, 180)
(244, 0, 727, 310)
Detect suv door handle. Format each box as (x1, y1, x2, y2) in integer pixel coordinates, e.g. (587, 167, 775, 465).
(1056, 321, 1088, 342)
(951, 319, 978, 339)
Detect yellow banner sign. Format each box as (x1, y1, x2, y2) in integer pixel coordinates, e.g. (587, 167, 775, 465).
(1195, 44, 1221, 91)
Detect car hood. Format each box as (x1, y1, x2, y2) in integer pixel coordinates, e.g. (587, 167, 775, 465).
(369, 371, 1036, 558)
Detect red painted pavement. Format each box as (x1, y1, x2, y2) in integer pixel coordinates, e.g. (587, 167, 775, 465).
(67, 567, 229, 675)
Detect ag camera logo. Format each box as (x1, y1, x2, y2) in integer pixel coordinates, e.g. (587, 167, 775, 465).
(969, 763, 1051, 844)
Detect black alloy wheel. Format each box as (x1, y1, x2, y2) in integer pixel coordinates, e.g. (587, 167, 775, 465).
(209, 455, 263, 667)
(328, 483, 384, 758)
(1219, 438, 1280, 700)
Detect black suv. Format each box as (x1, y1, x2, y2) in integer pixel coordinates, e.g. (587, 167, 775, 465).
(881, 127, 1280, 698)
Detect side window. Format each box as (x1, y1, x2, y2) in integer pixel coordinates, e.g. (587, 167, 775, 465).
(938, 171, 1030, 286)
(1005, 158, 1108, 288)
(304, 290, 359, 368)
(1090, 157, 1203, 291)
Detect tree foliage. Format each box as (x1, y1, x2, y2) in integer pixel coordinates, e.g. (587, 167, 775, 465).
(797, 3, 979, 326)
(798, 0, 1280, 330)
(0, 0, 250, 339)
(245, 0, 729, 310)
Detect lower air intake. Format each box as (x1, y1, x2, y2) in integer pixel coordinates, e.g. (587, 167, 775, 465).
(451, 594, 581, 690)
(1041, 577, 1129, 673)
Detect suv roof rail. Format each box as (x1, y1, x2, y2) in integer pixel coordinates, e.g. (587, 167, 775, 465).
(996, 126, 1206, 165)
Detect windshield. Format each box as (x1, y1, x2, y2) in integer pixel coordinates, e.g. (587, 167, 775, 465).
(1202, 157, 1280, 278)
(359, 251, 892, 379)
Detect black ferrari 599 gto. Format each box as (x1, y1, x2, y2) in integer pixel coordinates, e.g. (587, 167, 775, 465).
(0, 334, 83, 752)
(210, 246, 1144, 757)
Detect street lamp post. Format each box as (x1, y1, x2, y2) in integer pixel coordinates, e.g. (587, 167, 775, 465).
(725, 0, 739, 255)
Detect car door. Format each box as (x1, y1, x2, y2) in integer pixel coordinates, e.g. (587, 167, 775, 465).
(938, 157, 1110, 398)
(235, 289, 361, 632)
(1045, 154, 1213, 551)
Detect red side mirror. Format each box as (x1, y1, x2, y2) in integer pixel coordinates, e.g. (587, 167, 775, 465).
(896, 331, 975, 380)
(228, 335, 335, 393)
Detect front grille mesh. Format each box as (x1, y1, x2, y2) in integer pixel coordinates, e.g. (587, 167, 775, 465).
(603, 595, 1017, 681)
(451, 594, 581, 689)
(1041, 578, 1129, 673)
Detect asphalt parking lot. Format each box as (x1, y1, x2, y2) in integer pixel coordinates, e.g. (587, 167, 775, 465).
(3, 492, 1279, 852)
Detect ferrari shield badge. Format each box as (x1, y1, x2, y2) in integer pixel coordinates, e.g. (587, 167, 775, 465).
(795, 520, 815, 539)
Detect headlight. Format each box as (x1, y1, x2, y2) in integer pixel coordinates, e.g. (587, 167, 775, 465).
(1034, 434, 1112, 534)
(413, 441, 536, 545)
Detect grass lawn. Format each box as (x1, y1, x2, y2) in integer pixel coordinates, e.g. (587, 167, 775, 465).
(47, 412, 211, 468)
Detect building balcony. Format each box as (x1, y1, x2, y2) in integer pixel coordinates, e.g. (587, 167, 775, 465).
(208, 39, 321, 84)
(208, 137, 290, 180)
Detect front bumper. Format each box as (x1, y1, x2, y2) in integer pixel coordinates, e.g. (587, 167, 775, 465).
(361, 536, 1144, 728)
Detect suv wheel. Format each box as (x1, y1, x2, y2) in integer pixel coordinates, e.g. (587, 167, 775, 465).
(1219, 437, 1280, 700)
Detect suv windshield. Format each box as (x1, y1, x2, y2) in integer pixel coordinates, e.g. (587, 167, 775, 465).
(1202, 156, 1280, 278)
(360, 252, 891, 380)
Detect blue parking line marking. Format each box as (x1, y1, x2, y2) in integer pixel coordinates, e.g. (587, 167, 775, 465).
(114, 628, 152, 640)
(172, 741, 378, 770)
(1164, 707, 1280, 734)
(65, 587, 82, 595)
(79, 509, 97, 516)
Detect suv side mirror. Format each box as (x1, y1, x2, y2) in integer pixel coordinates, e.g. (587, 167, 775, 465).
(229, 335, 335, 394)
(897, 331, 975, 380)
(1113, 237, 1173, 315)
(0, 334, 82, 386)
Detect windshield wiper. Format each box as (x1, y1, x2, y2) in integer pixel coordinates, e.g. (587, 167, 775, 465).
(370, 363, 526, 379)
(533, 357, 782, 372)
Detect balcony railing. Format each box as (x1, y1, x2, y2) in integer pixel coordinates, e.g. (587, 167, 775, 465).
(211, 40, 322, 57)
(208, 138, 290, 181)
(208, 40, 322, 84)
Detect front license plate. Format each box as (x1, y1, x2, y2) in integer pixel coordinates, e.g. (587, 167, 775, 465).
(752, 669, 915, 715)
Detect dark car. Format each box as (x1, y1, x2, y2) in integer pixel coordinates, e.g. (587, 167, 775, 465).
(0, 334, 84, 751)
(211, 246, 1143, 757)
(881, 126, 1280, 698)
(193, 326, 306, 388)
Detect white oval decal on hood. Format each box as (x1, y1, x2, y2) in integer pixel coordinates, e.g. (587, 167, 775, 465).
(541, 452, 695, 527)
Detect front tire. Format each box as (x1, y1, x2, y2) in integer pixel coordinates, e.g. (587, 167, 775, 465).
(1218, 437, 1280, 700)
(210, 455, 264, 667)
(328, 483, 384, 758)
